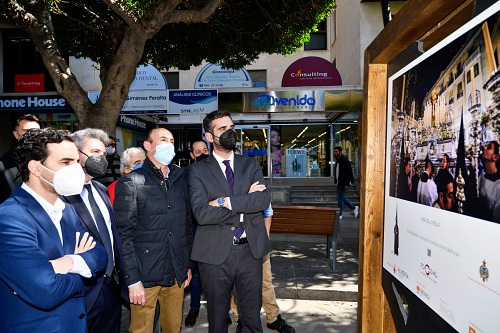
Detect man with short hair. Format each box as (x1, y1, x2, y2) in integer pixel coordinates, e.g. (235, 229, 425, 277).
(478, 140, 500, 222)
(63, 128, 128, 333)
(333, 146, 359, 219)
(114, 127, 193, 333)
(417, 158, 438, 206)
(108, 147, 146, 205)
(189, 110, 271, 333)
(0, 128, 107, 333)
(433, 171, 455, 211)
(190, 140, 210, 161)
(0, 114, 41, 203)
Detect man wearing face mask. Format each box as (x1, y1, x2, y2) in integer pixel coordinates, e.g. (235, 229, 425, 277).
(189, 110, 271, 333)
(114, 127, 193, 333)
(0, 114, 41, 204)
(62, 128, 129, 333)
(96, 136, 121, 186)
(107, 147, 146, 205)
(0, 128, 107, 333)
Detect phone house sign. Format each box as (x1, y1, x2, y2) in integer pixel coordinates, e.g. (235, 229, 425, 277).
(0, 95, 68, 112)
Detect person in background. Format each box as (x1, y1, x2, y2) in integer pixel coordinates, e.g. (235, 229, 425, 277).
(231, 148, 295, 333)
(0, 128, 107, 333)
(114, 128, 193, 333)
(478, 140, 500, 222)
(184, 140, 211, 328)
(188, 110, 270, 333)
(108, 147, 146, 205)
(97, 136, 121, 186)
(0, 114, 41, 203)
(333, 146, 359, 219)
(270, 126, 281, 177)
(417, 158, 438, 206)
(433, 171, 455, 211)
(62, 128, 128, 333)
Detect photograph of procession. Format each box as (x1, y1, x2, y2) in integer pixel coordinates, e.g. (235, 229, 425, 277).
(388, 11, 500, 224)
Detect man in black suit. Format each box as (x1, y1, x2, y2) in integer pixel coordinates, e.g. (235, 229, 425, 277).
(63, 128, 128, 333)
(189, 110, 271, 333)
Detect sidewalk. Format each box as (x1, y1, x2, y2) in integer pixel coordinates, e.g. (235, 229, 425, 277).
(121, 213, 360, 332)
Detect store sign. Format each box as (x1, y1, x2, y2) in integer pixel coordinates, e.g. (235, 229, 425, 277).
(118, 115, 147, 130)
(281, 57, 342, 87)
(0, 95, 68, 112)
(129, 64, 167, 90)
(195, 63, 252, 89)
(243, 90, 325, 112)
(169, 89, 218, 114)
(88, 90, 168, 114)
(15, 74, 45, 93)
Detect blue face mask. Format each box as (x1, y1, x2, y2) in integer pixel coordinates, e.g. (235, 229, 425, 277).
(154, 143, 176, 165)
(132, 162, 143, 170)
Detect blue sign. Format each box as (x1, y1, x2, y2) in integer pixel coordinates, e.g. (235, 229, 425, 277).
(169, 89, 218, 114)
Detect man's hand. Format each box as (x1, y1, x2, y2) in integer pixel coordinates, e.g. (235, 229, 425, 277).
(129, 282, 146, 306)
(74, 232, 96, 254)
(184, 269, 192, 288)
(248, 181, 266, 193)
(50, 256, 74, 274)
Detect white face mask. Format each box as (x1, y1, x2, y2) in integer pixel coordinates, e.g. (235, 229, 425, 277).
(39, 162, 85, 196)
(153, 142, 176, 166)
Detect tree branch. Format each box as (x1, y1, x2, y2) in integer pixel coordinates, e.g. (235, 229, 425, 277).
(168, 0, 224, 24)
(101, 0, 138, 26)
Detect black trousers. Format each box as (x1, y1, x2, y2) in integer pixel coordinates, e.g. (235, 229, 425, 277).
(199, 243, 263, 333)
(87, 278, 122, 333)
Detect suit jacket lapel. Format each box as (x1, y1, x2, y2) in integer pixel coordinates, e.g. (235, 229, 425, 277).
(60, 211, 74, 254)
(14, 187, 64, 254)
(207, 155, 233, 196)
(233, 155, 245, 195)
(62, 194, 103, 244)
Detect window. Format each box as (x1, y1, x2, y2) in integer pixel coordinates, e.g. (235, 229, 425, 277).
(457, 82, 463, 99)
(473, 63, 479, 77)
(304, 19, 327, 50)
(466, 71, 471, 83)
(162, 72, 179, 89)
(248, 70, 267, 88)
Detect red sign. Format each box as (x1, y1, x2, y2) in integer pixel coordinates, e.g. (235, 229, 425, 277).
(281, 57, 342, 87)
(15, 74, 45, 93)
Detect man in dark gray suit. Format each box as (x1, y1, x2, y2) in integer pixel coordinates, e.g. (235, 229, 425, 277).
(189, 110, 271, 333)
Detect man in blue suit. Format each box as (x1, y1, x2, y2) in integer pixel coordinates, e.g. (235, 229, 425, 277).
(0, 128, 107, 333)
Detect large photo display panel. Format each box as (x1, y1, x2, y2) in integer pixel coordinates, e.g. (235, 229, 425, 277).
(383, 3, 500, 333)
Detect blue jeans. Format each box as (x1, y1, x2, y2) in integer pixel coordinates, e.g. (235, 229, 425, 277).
(337, 185, 354, 215)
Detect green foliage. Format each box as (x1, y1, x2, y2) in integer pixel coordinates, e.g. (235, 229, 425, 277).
(4, 0, 335, 70)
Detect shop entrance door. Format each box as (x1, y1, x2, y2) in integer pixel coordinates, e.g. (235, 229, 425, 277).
(235, 125, 269, 177)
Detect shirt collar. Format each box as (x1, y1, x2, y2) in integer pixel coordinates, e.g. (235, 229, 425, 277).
(212, 150, 234, 167)
(21, 183, 66, 217)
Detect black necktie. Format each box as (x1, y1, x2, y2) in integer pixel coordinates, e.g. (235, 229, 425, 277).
(223, 160, 243, 239)
(84, 184, 114, 276)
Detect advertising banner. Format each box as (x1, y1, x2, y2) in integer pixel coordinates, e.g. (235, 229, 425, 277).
(281, 56, 342, 87)
(383, 4, 500, 333)
(285, 148, 307, 177)
(168, 89, 217, 114)
(15, 74, 45, 93)
(195, 63, 252, 89)
(88, 90, 168, 114)
(243, 90, 325, 112)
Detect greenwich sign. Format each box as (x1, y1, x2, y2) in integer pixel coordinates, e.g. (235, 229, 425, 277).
(0, 95, 69, 112)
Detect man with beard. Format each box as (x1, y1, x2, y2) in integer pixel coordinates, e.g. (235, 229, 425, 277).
(0, 128, 106, 332)
(188, 110, 271, 333)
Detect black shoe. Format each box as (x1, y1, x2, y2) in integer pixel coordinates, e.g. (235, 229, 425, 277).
(267, 315, 295, 333)
(227, 316, 232, 326)
(235, 319, 241, 333)
(184, 309, 199, 328)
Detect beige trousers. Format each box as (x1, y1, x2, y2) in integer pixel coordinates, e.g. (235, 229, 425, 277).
(129, 284, 184, 333)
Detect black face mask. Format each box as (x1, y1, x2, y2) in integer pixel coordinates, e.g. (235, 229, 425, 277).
(195, 153, 209, 162)
(80, 151, 108, 178)
(215, 129, 237, 151)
